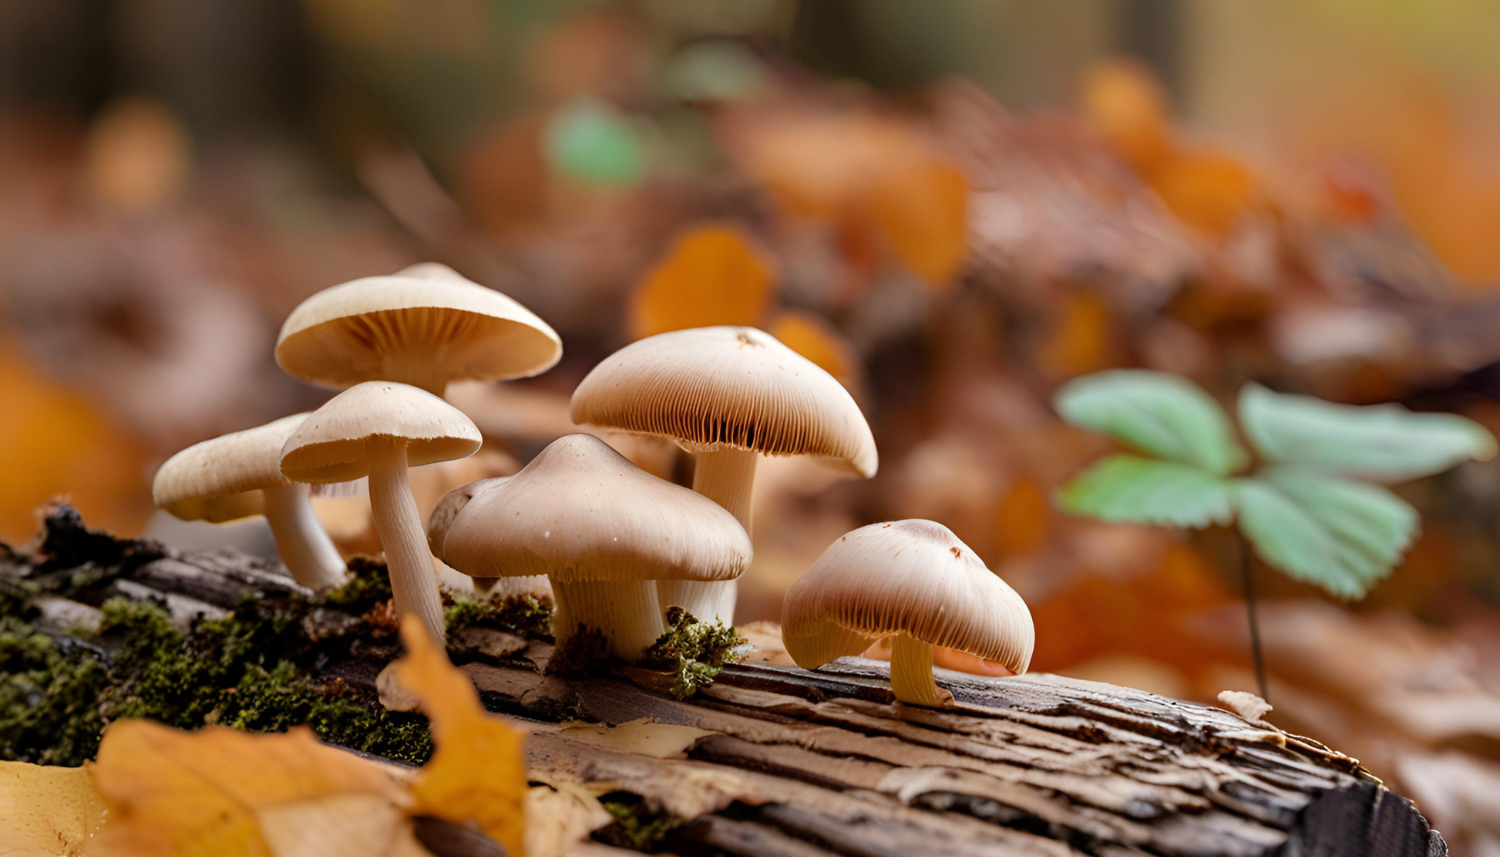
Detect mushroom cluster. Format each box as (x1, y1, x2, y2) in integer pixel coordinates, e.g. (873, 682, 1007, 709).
(154, 267, 1034, 703)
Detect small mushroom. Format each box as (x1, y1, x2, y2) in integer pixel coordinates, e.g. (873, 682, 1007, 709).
(570, 326, 876, 623)
(153, 414, 345, 589)
(281, 382, 481, 643)
(437, 434, 751, 660)
(427, 476, 552, 602)
(781, 520, 1033, 707)
(275, 263, 562, 397)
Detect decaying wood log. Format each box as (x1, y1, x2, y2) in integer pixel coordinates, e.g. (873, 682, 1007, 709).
(1, 505, 1448, 857)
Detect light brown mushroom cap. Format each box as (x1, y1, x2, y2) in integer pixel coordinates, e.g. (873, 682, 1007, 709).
(569, 326, 877, 477)
(427, 475, 508, 558)
(782, 520, 1034, 673)
(440, 434, 751, 584)
(275, 263, 562, 391)
(153, 414, 309, 523)
(280, 382, 482, 484)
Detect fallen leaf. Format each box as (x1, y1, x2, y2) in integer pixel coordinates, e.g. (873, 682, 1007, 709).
(88, 720, 423, 857)
(0, 760, 104, 857)
(558, 719, 716, 759)
(524, 783, 613, 857)
(870, 159, 969, 288)
(394, 615, 529, 857)
(767, 310, 858, 384)
(1218, 689, 1275, 724)
(628, 223, 776, 340)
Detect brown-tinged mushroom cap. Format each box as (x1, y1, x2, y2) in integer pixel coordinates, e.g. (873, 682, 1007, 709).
(783, 520, 1033, 704)
(440, 434, 750, 584)
(280, 382, 482, 484)
(275, 263, 561, 395)
(153, 413, 308, 522)
(569, 326, 876, 477)
(427, 476, 508, 559)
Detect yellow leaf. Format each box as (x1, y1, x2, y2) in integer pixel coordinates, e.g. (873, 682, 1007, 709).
(88, 721, 421, 857)
(628, 223, 776, 340)
(395, 616, 529, 857)
(0, 760, 104, 857)
(767, 310, 858, 384)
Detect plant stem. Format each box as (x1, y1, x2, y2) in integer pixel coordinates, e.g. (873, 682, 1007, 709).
(1239, 537, 1269, 703)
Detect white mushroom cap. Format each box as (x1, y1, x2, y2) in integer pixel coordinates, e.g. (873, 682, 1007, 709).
(275, 263, 562, 392)
(782, 520, 1034, 673)
(427, 475, 508, 559)
(280, 382, 481, 484)
(569, 326, 877, 477)
(440, 434, 751, 584)
(153, 414, 309, 522)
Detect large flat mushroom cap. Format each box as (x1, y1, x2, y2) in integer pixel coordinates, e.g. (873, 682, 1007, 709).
(275, 264, 562, 390)
(782, 520, 1034, 674)
(569, 326, 877, 477)
(280, 382, 481, 483)
(441, 434, 752, 584)
(153, 414, 308, 522)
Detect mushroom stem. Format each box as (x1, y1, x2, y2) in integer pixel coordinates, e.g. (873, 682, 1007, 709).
(367, 438, 447, 645)
(890, 633, 954, 707)
(553, 580, 666, 661)
(261, 483, 346, 590)
(660, 447, 758, 625)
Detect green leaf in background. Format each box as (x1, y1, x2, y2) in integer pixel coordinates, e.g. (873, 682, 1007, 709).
(1054, 371, 1247, 475)
(1239, 384, 1496, 484)
(543, 99, 646, 186)
(1234, 468, 1419, 600)
(659, 41, 768, 102)
(1057, 454, 1234, 529)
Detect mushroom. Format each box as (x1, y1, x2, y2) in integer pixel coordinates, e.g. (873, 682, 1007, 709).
(781, 520, 1033, 707)
(437, 434, 751, 660)
(153, 414, 346, 589)
(281, 382, 481, 643)
(427, 476, 552, 602)
(275, 263, 562, 397)
(569, 326, 876, 623)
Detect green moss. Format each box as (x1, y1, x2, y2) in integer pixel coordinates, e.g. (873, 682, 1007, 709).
(598, 796, 683, 851)
(642, 607, 745, 699)
(0, 618, 109, 765)
(323, 557, 394, 610)
(445, 594, 552, 638)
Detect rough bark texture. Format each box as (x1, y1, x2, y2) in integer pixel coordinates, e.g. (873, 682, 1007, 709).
(2, 505, 1447, 857)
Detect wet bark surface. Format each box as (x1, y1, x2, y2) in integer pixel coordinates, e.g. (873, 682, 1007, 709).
(2, 504, 1447, 856)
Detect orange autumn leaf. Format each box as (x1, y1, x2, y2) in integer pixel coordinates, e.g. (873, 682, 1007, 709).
(870, 159, 969, 289)
(1082, 59, 1173, 172)
(993, 477, 1051, 558)
(1149, 149, 1266, 237)
(395, 615, 529, 857)
(0, 760, 104, 857)
(768, 309, 858, 385)
(1039, 292, 1116, 380)
(88, 720, 424, 857)
(628, 223, 776, 340)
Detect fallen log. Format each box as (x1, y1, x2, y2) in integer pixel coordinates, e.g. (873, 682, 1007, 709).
(0, 504, 1447, 856)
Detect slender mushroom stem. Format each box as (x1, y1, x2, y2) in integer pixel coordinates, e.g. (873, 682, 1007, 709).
(890, 633, 954, 707)
(658, 447, 758, 624)
(367, 438, 447, 644)
(261, 483, 346, 589)
(1239, 536, 1270, 703)
(553, 580, 665, 660)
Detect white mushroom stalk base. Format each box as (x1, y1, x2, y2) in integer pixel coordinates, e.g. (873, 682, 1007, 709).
(367, 438, 447, 645)
(663, 447, 758, 625)
(553, 579, 665, 661)
(890, 633, 954, 707)
(261, 483, 347, 590)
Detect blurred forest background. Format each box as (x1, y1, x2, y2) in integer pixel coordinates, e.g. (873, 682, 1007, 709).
(3, 0, 1500, 847)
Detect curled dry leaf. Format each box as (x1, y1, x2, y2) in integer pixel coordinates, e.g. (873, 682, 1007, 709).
(1218, 689, 1275, 724)
(394, 615, 529, 857)
(0, 760, 104, 857)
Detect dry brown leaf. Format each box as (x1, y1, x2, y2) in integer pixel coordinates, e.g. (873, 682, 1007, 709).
(0, 760, 104, 857)
(394, 615, 529, 857)
(557, 719, 716, 759)
(628, 223, 776, 340)
(88, 720, 423, 857)
(524, 783, 613, 857)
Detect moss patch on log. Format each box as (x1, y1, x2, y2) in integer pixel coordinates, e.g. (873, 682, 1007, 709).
(642, 606, 745, 699)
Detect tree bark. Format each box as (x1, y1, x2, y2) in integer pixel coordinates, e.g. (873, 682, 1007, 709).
(3, 504, 1448, 857)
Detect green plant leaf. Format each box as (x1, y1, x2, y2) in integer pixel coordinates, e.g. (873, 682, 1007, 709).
(543, 100, 646, 186)
(1055, 371, 1246, 475)
(1239, 384, 1496, 483)
(1234, 469, 1419, 600)
(1057, 455, 1234, 529)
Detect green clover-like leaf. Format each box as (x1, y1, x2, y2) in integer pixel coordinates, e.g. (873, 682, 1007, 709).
(1239, 384, 1496, 484)
(543, 99, 646, 186)
(1058, 454, 1234, 528)
(1055, 370, 1246, 475)
(1234, 468, 1419, 600)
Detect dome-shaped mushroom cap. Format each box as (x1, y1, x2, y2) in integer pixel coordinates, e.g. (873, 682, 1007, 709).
(275, 264, 562, 390)
(280, 382, 481, 484)
(440, 434, 752, 585)
(569, 326, 877, 477)
(782, 520, 1034, 674)
(153, 414, 310, 523)
(427, 475, 508, 559)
